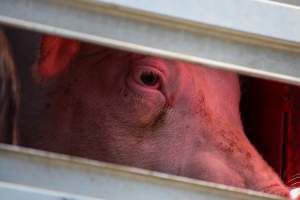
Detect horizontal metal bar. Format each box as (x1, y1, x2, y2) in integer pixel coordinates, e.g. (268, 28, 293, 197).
(99, 0, 300, 45)
(290, 188, 300, 199)
(0, 181, 102, 200)
(272, 0, 300, 6)
(0, 144, 285, 200)
(1, 0, 300, 85)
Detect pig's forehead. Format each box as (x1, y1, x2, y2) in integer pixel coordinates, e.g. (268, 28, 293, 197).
(126, 50, 239, 83)
(80, 43, 240, 84)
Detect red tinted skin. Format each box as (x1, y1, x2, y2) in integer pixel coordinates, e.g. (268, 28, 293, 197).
(21, 36, 289, 197)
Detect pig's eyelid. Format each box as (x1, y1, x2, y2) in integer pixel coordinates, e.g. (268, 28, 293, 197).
(130, 58, 167, 77)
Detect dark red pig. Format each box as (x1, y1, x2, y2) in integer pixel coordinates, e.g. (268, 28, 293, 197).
(20, 35, 289, 197)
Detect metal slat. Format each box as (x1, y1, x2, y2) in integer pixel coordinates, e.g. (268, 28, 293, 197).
(272, 0, 300, 6)
(0, 181, 102, 200)
(0, 0, 300, 85)
(0, 144, 285, 200)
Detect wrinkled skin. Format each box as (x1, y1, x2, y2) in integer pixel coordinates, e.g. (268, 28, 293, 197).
(21, 36, 289, 197)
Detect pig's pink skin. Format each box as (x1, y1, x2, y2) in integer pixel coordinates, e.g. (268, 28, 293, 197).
(25, 42, 289, 197)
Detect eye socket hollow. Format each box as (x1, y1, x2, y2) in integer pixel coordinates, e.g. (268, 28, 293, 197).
(140, 71, 159, 86)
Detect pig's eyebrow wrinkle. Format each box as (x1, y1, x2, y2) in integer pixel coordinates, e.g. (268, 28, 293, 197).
(77, 50, 113, 61)
(129, 53, 147, 61)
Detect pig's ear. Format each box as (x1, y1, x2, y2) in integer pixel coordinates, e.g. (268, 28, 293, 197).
(36, 35, 80, 80)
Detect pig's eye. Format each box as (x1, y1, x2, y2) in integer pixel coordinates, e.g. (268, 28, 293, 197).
(132, 67, 162, 89)
(140, 71, 159, 86)
(131, 66, 162, 90)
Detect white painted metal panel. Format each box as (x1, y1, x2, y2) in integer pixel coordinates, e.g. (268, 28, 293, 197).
(0, 0, 300, 85)
(0, 144, 286, 200)
(0, 181, 103, 200)
(99, 0, 300, 44)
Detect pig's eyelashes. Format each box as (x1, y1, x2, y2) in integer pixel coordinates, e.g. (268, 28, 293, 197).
(133, 68, 162, 89)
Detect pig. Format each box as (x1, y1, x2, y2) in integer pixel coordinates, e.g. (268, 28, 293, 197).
(19, 35, 289, 197)
(0, 29, 19, 144)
